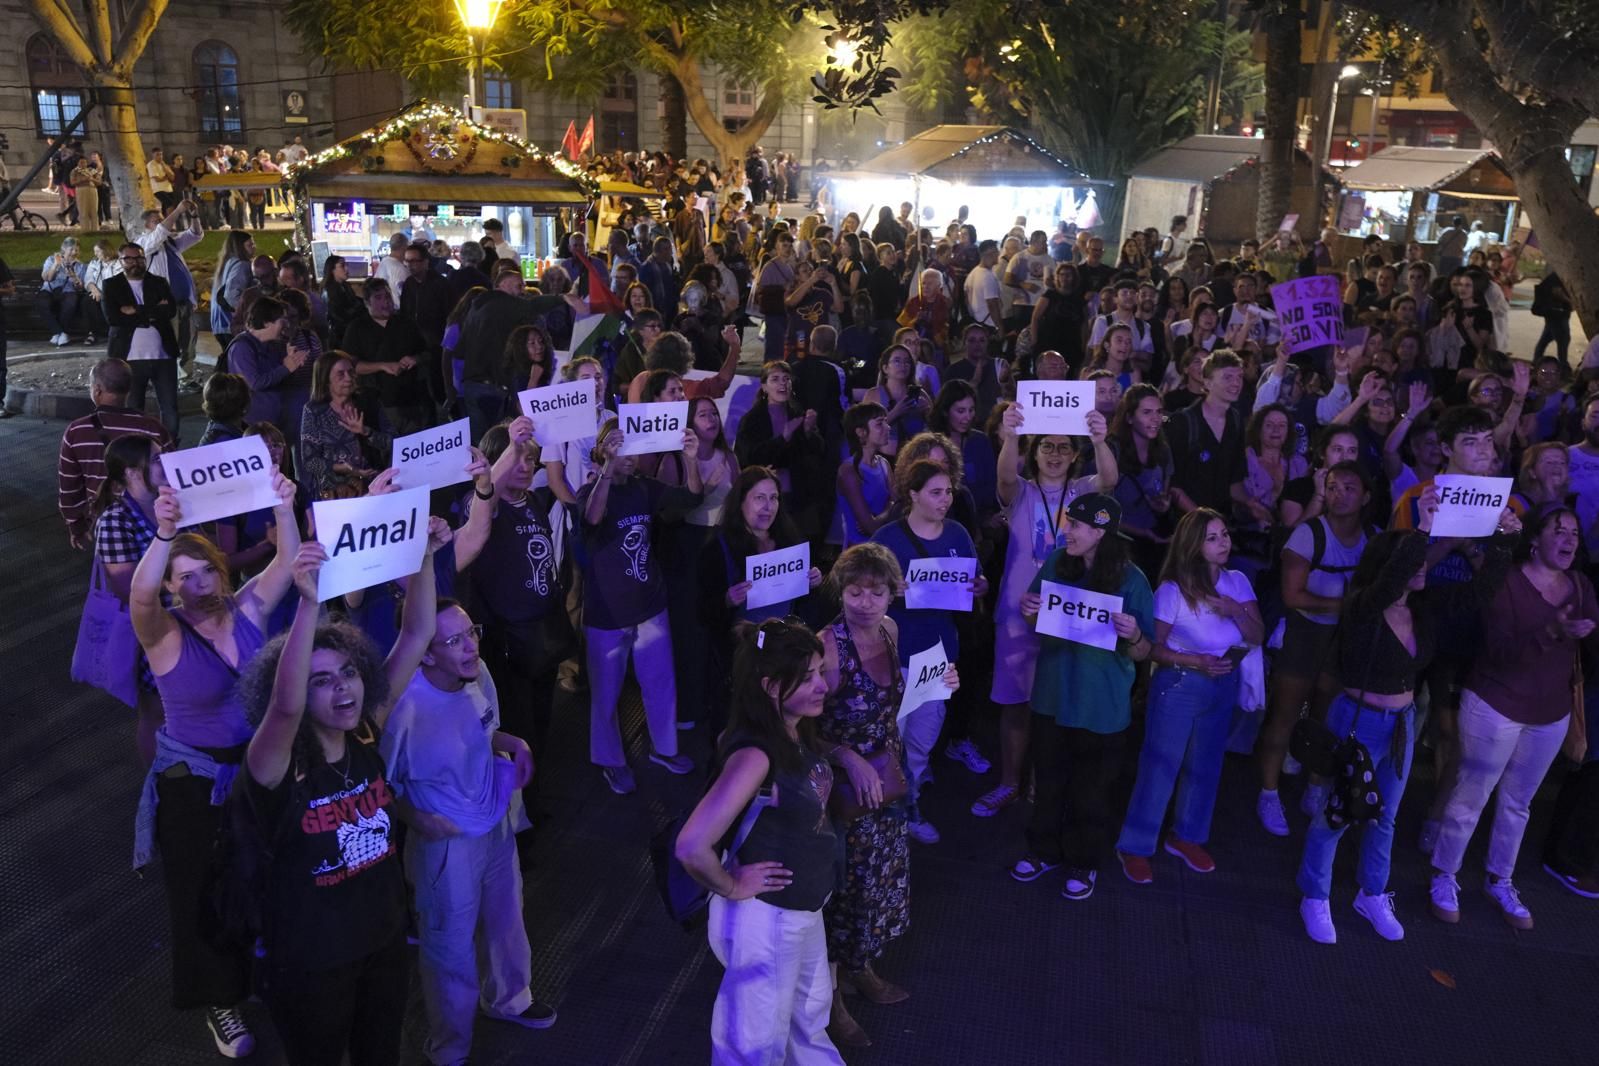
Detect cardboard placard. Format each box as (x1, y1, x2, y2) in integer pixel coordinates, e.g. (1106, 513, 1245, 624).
(519, 379, 598, 448)
(1013, 380, 1093, 436)
(312, 486, 431, 602)
(1270, 275, 1345, 357)
(1035, 580, 1123, 651)
(905, 557, 978, 612)
(390, 418, 472, 492)
(1431, 475, 1514, 538)
(898, 640, 952, 722)
(745, 542, 811, 610)
(158, 435, 278, 526)
(616, 401, 689, 455)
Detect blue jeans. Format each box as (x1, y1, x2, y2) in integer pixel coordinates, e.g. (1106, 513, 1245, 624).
(1117, 667, 1239, 857)
(1296, 694, 1415, 900)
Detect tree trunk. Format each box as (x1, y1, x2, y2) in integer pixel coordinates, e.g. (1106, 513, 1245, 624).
(659, 74, 688, 161)
(1304, 1, 1342, 231)
(96, 80, 155, 229)
(1256, 4, 1301, 240)
(1503, 146, 1599, 338)
(672, 54, 784, 174)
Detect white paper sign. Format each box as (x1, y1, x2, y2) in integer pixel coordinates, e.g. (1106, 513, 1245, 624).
(617, 400, 689, 455)
(312, 486, 431, 602)
(520, 379, 597, 447)
(745, 542, 810, 610)
(390, 418, 472, 492)
(1431, 475, 1514, 538)
(905, 557, 978, 612)
(159, 435, 278, 526)
(1270, 275, 1344, 357)
(1036, 580, 1123, 651)
(898, 640, 952, 722)
(1013, 380, 1093, 436)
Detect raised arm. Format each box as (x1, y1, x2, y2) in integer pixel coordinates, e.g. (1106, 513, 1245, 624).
(236, 470, 303, 628)
(129, 487, 185, 667)
(245, 544, 326, 789)
(996, 404, 1024, 508)
(583, 428, 623, 527)
(1085, 411, 1117, 494)
(446, 447, 495, 572)
(375, 515, 449, 727)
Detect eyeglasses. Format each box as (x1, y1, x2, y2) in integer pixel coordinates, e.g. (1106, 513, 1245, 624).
(120, 254, 145, 262)
(1036, 442, 1073, 455)
(434, 624, 484, 649)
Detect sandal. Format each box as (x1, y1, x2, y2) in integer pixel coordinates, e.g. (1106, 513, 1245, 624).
(1010, 854, 1063, 883)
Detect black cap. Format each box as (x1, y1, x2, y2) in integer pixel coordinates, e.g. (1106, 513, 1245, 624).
(1065, 493, 1121, 536)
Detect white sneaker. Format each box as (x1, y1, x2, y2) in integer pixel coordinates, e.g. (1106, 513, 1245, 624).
(1257, 790, 1290, 837)
(1282, 752, 1303, 776)
(1430, 872, 1461, 923)
(1353, 890, 1405, 941)
(1484, 876, 1533, 930)
(1300, 781, 1330, 819)
(1300, 897, 1337, 944)
(907, 819, 941, 845)
(1417, 819, 1441, 855)
(945, 738, 991, 774)
(52, 332, 67, 346)
(205, 1007, 256, 1058)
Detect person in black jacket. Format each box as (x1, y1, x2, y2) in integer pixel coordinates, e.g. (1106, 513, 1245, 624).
(736, 360, 829, 540)
(103, 243, 182, 441)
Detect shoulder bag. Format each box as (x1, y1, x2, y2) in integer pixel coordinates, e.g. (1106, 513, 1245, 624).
(70, 556, 141, 708)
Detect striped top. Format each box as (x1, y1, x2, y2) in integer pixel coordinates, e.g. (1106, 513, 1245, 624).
(58, 405, 172, 539)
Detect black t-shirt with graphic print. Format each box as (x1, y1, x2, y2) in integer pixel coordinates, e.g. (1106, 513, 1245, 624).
(575, 476, 702, 630)
(466, 487, 565, 625)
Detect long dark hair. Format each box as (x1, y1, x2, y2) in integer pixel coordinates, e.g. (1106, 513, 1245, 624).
(720, 466, 803, 564)
(1048, 520, 1132, 595)
(1344, 530, 1418, 616)
(927, 379, 977, 436)
(502, 323, 553, 386)
(720, 618, 824, 775)
(1111, 383, 1169, 473)
(94, 434, 160, 519)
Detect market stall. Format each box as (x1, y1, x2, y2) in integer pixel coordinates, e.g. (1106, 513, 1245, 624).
(1333, 145, 1517, 249)
(1123, 135, 1326, 246)
(283, 100, 595, 279)
(825, 125, 1107, 239)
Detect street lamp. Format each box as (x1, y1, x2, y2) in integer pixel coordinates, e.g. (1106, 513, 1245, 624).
(454, 0, 506, 111)
(1324, 64, 1362, 166)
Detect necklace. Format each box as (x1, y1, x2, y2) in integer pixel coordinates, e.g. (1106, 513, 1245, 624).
(329, 748, 355, 791)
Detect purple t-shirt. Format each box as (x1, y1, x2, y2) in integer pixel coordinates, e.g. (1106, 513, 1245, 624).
(576, 476, 700, 629)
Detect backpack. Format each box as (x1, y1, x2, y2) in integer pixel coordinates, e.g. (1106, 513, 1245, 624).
(1261, 516, 1371, 636)
(197, 770, 283, 953)
(649, 769, 773, 930)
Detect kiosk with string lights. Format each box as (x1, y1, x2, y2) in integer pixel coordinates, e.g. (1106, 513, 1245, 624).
(282, 100, 596, 279)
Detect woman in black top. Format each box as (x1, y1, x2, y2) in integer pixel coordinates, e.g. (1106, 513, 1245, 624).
(1028, 262, 1086, 375)
(675, 619, 845, 1066)
(238, 508, 449, 1066)
(735, 361, 830, 538)
(320, 255, 363, 350)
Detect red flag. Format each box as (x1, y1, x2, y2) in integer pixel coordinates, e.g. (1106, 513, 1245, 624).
(578, 114, 595, 157)
(561, 120, 579, 159)
(583, 253, 624, 314)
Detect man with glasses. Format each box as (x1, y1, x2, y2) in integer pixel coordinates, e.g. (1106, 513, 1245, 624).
(381, 599, 556, 1066)
(102, 243, 183, 440)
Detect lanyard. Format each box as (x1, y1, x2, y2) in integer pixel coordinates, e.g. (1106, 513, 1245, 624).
(1033, 480, 1068, 561)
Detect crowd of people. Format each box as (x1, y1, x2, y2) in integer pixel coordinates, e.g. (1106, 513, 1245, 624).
(40, 159, 1599, 1066)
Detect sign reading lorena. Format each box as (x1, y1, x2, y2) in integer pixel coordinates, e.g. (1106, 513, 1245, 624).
(905, 557, 978, 612)
(745, 542, 811, 610)
(391, 417, 472, 492)
(312, 486, 431, 602)
(1035, 580, 1123, 651)
(1270, 275, 1345, 357)
(1013, 380, 1093, 436)
(1431, 474, 1514, 538)
(898, 640, 952, 722)
(159, 435, 279, 526)
(520, 379, 597, 448)
(617, 400, 689, 455)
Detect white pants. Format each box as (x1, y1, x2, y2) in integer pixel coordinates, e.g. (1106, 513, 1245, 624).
(1431, 688, 1568, 879)
(406, 814, 533, 1066)
(899, 698, 947, 796)
(706, 895, 842, 1066)
(586, 608, 678, 766)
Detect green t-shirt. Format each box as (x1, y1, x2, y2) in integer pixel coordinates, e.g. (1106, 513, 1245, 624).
(1027, 555, 1155, 733)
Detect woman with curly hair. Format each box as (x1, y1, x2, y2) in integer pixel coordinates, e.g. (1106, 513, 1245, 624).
(237, 504, 450, 1066)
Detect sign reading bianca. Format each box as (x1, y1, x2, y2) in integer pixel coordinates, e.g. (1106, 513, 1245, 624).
(1013, 380, 1093, 436)
(391, 418, 472, 492)
(159, 435, 279, 526)
(898, 640, 952, 722)
(520, 379, 597, 447)
(905, 557, 978, 612)
(1035, 580, 1123, 651)
(312, 486, 431, 602)
(617, 401, 689, 455)
(1431, 474, 1514, 538)
(745, 542, 810, 610)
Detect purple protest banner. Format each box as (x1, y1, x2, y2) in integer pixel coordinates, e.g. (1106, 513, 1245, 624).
(1270, 275, 1345, 357)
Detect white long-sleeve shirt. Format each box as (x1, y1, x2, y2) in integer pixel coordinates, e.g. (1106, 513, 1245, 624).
(1255, 365, 1350, 424)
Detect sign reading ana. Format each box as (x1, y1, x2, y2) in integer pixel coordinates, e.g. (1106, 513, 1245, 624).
(311, 486, 431, 602)
(1035, 580, 1123, 651)
(617, 401, 689, 455)
(898, 640, 952, 723)
(159, 435, 279, 526)
(1270, 275, 1344, 357)
(745, 542, 811, 610)
(520, 379, 597, 448)
(391, 418, 472, 492)
(905, 557, 978, 612)
(1431, 475, 1514, 538)
(1013, 380, 1093, 436)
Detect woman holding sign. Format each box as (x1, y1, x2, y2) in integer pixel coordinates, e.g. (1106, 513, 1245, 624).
(973, 403, 1118, 819)
(1116, 507, 1263, 884)
(871, 461, 979, 845)
(127, 470, 298, 1059)
(1013, 494, 1154, 899)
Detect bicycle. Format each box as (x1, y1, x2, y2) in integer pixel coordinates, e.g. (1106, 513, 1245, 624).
(0, 187, 51, 232)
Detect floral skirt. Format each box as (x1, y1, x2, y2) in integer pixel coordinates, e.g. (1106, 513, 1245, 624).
(824, 807, 909, 971)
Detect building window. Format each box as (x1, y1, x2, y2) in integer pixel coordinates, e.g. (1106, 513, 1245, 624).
(600, 111, 637, 152)
(602, 71, 637, 105)
(723, 80, 755, 109)
(26, 35, 85, 138)
(723, 116, 750, 134)
(194, 41, 244, 143)
(483, 72, 518, 110)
